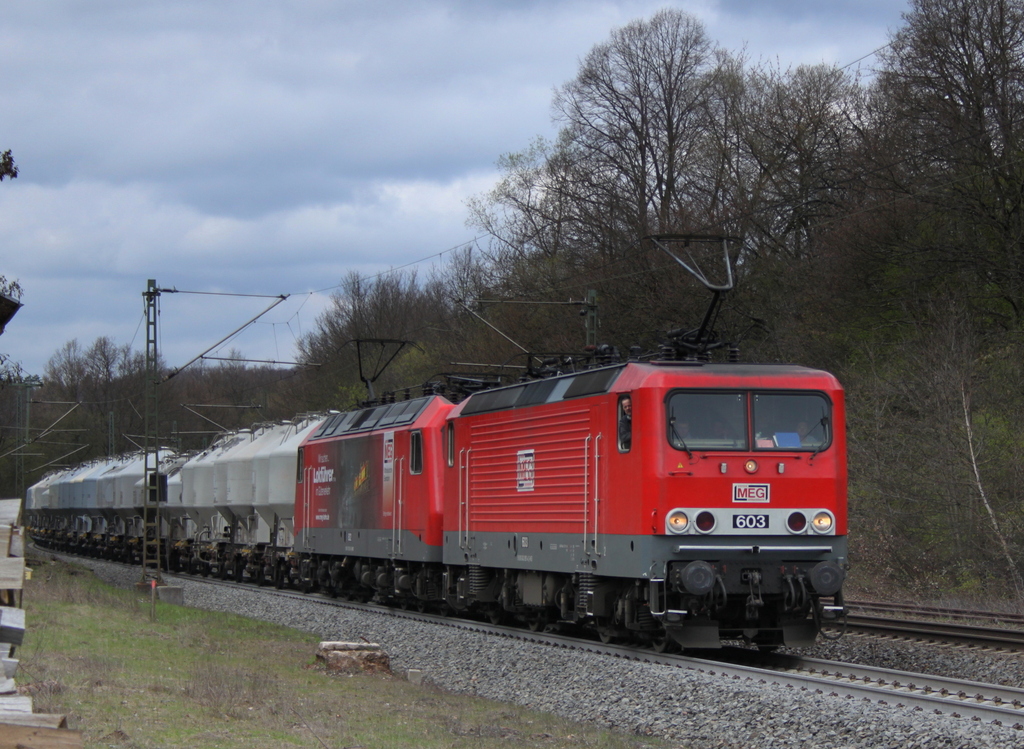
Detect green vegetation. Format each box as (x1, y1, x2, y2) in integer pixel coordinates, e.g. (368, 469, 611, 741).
(18, 557, 665, 749)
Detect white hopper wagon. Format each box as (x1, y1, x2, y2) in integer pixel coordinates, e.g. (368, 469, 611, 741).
(212, 430, 254, 541)
(110, 454, 146, 536)
(264, 418, 324, 549)
(224, 425, 293, 545)
(182, 434, 245, 539)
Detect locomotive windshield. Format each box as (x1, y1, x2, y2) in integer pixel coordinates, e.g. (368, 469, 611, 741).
(667, 392, 748, 450)
(667, 391, 831, 452)
(752, 392, 831, 450)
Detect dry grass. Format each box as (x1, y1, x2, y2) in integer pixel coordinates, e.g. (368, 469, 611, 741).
(17, 556, 669, 749)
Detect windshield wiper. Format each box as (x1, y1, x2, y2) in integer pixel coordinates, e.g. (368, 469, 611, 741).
(670, 417, 693, 460)
(810, 415, 829, 460)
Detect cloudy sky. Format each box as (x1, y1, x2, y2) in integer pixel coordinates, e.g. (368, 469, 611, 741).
(0, 0, 908, 378)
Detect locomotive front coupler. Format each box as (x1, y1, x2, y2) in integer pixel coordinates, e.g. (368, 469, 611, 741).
(744, 570, 764, 620)
(819, 589, 846, 621)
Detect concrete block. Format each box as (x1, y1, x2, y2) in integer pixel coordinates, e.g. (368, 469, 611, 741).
(156, 586, 183, 606)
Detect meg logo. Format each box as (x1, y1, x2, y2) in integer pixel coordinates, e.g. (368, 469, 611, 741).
(733, 483, 769, 503)
(517, 449, 535, 492)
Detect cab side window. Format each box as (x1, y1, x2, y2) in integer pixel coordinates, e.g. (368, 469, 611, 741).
(410, 430, 423, 474)
(618, 395, 632, 452)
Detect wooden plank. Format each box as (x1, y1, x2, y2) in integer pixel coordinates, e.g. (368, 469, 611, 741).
(0, 558, 25, 590)
(0, 606, 25, 646)
(9, 527, 23, 558)
(0, 526, 9, 556)
(0, 712, 67, 729)
(1, 656, 16, 678)
(0, 724, 82, 748)
(0, 694, 32, 712)
(0, 499, 20, 527)
(0, 677, 13, 694)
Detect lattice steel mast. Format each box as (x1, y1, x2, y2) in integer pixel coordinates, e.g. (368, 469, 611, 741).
(142, 279, 163, 582)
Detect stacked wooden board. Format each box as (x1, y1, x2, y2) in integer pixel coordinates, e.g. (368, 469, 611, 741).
(0, 498, 82, 748)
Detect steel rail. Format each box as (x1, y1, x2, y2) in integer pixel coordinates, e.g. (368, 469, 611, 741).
(847, 599, 1024, 626)
(842, 613, 1024, 650)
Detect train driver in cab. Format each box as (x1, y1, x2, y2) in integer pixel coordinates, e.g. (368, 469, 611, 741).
(618, 394, 632, 452)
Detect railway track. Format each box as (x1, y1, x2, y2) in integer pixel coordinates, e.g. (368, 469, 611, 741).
(841, 600, 1024, 650)
(847, 599, 1024, 625)
(841, 614, 1024, 649)
(139, 562, 1024, 726)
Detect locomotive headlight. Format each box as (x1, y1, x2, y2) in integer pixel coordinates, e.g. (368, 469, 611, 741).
(811, 511, 834, 534)
(744, 459, 758, 474)
(665, 509, 689, 534)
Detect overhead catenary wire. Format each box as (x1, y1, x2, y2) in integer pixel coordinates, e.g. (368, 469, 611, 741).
(159, 292, 290, 381)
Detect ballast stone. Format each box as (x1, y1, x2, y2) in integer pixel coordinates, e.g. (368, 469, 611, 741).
(316, 641, 391, 674)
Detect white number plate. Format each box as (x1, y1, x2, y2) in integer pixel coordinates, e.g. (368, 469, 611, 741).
(732, 514, 769, 530)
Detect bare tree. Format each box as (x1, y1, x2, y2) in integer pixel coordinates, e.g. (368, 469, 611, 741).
(553, 8, 717, 237)
(738, 63, 861, 261)
(875, 0, 1024, 321)
(297, 270, 451, 406)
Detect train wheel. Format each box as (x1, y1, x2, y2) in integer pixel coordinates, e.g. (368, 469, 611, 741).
(526, 613, 547, 632)
(274, 565, 286, 589)
(651, 634, 676, 653)
(597, 628, 616, 644)
(487, 606, 505, 625)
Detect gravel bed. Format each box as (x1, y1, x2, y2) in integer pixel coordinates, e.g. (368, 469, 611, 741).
(57, 557, 1024, 748)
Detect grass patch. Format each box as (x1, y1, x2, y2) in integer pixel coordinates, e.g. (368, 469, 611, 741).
(18, 556, 667, 749)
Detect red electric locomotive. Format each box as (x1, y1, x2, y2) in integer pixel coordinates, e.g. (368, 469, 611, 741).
(293, 394, 453, 596)
(441, 360, 846, 649)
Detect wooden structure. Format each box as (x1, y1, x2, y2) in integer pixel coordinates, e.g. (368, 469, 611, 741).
(0, 498, 82, 747)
